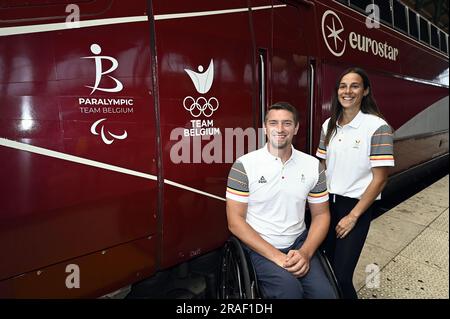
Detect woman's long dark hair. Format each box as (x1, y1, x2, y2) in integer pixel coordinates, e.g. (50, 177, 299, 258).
(324, 67, 385, 146)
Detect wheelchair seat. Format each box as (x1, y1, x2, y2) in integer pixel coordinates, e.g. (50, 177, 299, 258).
(218, 236, 342, 299)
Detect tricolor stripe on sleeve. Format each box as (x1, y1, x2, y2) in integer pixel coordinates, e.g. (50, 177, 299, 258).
(308, 190, 328, 198)
(369, 155, 394, 161)
(226, 160, 250, 203)
(308, 162, 329, 204)
(226, 187, 249, 197)
(370, 124, 395, 167)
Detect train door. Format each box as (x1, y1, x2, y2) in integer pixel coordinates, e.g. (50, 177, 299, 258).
(151, 1, 257, 269)
(250, 0, 317, 153)
(269, 1, 316, 153)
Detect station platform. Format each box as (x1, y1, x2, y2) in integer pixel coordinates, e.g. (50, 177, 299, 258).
(354, 175, 449, 299)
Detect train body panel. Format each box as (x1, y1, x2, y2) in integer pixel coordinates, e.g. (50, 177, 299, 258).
(0, 0, 447, 297)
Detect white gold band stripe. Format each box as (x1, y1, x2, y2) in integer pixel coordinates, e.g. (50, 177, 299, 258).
(0, 138, 157, 180)
(0, 138, 225, 202)
(0, 5, 287, 36)
(154, 5, 287, 20)
(0, 16, 148, 37)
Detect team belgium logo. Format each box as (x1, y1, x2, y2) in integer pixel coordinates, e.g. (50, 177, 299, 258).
(183, 59, 219, 118)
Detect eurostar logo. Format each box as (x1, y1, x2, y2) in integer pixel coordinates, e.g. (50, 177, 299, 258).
(321, 10, 346, 57)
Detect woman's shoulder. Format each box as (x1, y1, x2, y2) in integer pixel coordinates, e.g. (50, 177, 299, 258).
(362, 113, 392, 135)
(363, 113, 389, 127)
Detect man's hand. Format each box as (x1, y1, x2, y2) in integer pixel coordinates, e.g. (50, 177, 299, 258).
(283, 249, 311, 277)
(273, 252, 289, 269)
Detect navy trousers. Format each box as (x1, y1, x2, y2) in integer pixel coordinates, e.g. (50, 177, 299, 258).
(323, 194, 374, 299)
(244, 231, 337, 299)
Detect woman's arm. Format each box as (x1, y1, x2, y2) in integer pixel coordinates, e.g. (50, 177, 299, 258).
(335, 166, 389, 238)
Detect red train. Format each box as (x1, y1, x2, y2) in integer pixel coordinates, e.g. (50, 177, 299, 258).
(0, 0, 448, 298)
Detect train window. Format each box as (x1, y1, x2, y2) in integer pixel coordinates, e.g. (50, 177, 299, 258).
(336, 0, 349, 5)
(393, 0, 407, 33)
(419, 17, 430, 44)
(374, 0, 392, 25)
(408, 10, 419, 40)
(445, 34, 450, 55)
(430, 25, 440, 49)
(349, 0, 372, 13)
(440, 32, 448, 54)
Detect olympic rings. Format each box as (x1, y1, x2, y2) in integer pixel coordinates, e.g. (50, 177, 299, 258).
(183, 96, 219, 117)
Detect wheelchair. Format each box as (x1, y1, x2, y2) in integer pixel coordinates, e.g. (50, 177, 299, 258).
(218, 236, 342, 299)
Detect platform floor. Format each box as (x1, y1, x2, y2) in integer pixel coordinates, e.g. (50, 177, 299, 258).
(354, 175, 449, 299)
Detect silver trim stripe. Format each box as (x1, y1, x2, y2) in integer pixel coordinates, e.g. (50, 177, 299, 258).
(392, 73, 449, 88)
(154, 5, 286, 20)
(0, 5, 286, 37)
(0, 138, 226, 202)
(164, 179, 225, 202)
(0, 16, 148, 37)
(0, 138, 157, 180)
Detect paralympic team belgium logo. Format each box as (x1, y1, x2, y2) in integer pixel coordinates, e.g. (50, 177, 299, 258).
(183, 59, 219, 117)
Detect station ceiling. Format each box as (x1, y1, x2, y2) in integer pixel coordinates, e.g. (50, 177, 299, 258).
(403, 0, 449, 33)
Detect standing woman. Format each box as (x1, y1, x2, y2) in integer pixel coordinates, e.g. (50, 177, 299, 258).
(316, 67, 395, 299)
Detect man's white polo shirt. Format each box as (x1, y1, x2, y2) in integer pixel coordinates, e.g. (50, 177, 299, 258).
(316, 111, 395, 200)
(226, 144, 328, 249)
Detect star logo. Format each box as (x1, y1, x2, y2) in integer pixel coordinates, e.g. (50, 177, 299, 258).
(321, 10, 346, 57)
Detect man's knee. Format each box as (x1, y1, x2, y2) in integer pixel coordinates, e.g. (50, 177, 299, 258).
(301, 255, 339, 299)
(260, 271, 304, 299)
(304, 280, 337, 299)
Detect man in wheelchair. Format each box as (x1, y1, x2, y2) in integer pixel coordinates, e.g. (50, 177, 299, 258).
(225, 102, 337, 299)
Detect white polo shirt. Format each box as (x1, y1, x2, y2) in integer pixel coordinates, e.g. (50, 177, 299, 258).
(316, 111, 395, 200)
(226, 144, 328, 249)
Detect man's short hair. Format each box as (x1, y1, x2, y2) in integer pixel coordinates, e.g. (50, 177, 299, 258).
(265, 102, 299, 125)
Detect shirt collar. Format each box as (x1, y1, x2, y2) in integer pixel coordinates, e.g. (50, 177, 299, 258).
(337, 110, 364, 129)
(263, 143, 297, 163)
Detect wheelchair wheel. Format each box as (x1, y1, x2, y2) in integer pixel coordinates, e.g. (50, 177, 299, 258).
(317, 250, 343, 299)
(218, 237, 258, 299)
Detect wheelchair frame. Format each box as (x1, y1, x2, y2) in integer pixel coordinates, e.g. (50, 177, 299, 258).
(218, 236, 342, 299)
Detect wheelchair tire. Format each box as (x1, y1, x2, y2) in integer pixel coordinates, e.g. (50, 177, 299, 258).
(218, 237, 257, 299)
(317, 250, 343, 299)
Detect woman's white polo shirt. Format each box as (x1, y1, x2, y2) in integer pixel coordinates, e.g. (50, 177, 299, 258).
(316, 111, 395, 200)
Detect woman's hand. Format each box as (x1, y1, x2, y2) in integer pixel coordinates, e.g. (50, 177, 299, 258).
(336, 213, 358, 239)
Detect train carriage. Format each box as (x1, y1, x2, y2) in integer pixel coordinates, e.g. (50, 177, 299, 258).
(0, 0, 447, 298)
